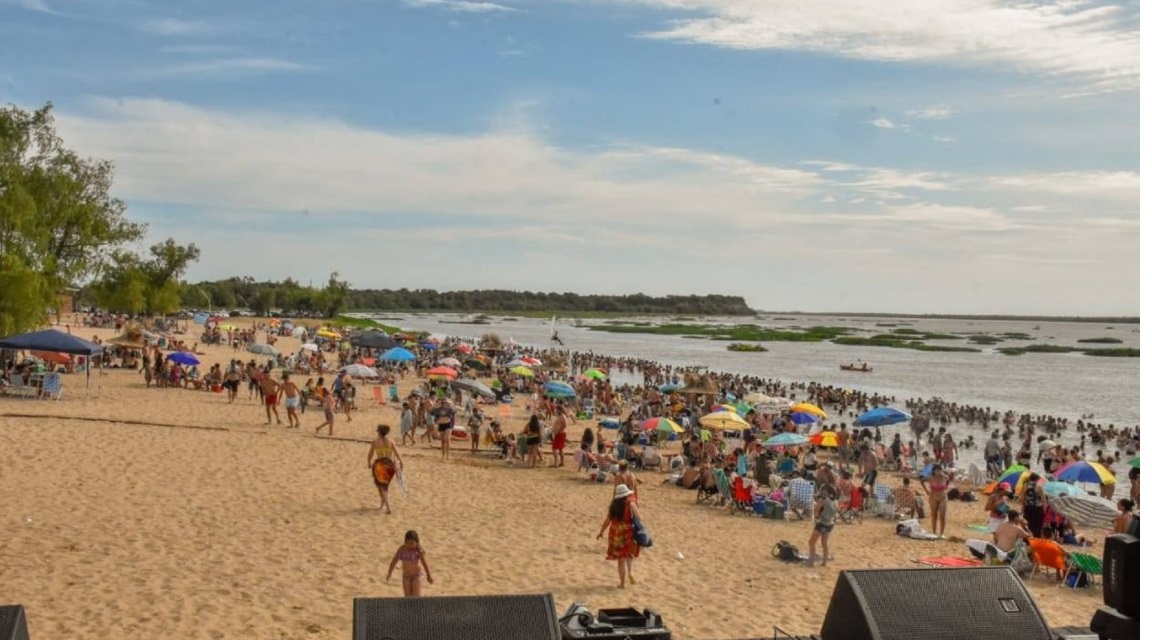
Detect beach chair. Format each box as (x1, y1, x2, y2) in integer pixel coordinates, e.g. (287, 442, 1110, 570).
(787, 478, 815, 520)
(640, 445, 662, 470)
(730, 476, 756, 515)
(1028, 539, 1068, 582)
(1065, 552, 1103, 588)
(870, 484, 897, 518)
(836, 485, 864, 524)
(40, 372, 63, 401)
(6, 375, 34, 398)
(697, 468, 719, 504)
(372, 386, 385, 406)
(714, 468, 733, 507)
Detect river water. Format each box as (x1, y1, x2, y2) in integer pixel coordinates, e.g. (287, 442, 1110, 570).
(373, 313, 1141, 493)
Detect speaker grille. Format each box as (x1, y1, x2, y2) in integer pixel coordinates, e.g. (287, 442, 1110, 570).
(822, 568, 1052, 640)
(353, 594, 561, 640)
(0, 605, 29, 640)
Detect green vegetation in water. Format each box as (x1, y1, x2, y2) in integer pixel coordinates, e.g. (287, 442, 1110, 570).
(995, 344, 1077, 355)
(1077, 337, 1123, 344)
(503, 317, 518, 321)
(1081, 348, 1139, 357)
(967, 335, 1003, 345)
(876, 323, 898, 327)
(590, 323, 854, 342)
(684, 335, 710, 340)
(831, 336, 978, 352)
(999, 332, 1034, 340)
(999, 348, 1027, 356)
(333, 315, 401, 333)
(727, 342, 768, 352)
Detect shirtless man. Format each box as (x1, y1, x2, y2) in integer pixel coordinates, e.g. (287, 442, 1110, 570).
(551, 406, 569, 467)
(859, 444, 880, 493)
(258, 369, 282, 425)
(280, 372, 301, 428)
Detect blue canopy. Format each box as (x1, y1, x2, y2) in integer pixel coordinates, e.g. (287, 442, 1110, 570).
(192, 312, 211, 326)
(853, 407, 911, 427)
(763, 432, 809, 446)
(167, 352, 200, 366)
(0, 329, 103, 355)
(381, 347, 416, 362)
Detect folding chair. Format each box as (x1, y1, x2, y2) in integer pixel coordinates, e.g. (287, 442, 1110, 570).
(40, 372, 63, 401)
(870, 484, 896, 518)
(1065, 552, 1103, 588)
(787, 478, 815, 520)
(372, 386, 385, 406)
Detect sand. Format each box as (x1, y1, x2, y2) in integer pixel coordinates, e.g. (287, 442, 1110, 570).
(0, 319, 1107, 639)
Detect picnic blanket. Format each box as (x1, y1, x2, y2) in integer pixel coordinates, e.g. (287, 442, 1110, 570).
(967, 523, 990, 533)
(916, 556, 983, 568)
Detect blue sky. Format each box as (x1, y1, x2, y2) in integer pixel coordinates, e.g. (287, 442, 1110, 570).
(0, 0, 1140, 314)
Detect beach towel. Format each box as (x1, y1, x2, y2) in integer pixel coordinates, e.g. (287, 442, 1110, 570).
(966, 523, 990, 533)
(896, 518, 941, 540)
(915, 556, 983, 568)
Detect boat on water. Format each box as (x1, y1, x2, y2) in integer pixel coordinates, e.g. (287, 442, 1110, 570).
(840, 364, 873, 372)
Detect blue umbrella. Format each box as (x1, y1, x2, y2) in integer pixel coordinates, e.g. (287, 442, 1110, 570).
(853, 407, 911, 427)
(598, 419, 620, 430)
(1043, 481, 1086, 498)
(544, 381, 575, 394)
(420, 342, 438, 351)
(659, 382, 683, 393)
(790, 411, 820, 425)
(166, 352, 200, 366)
(381, 347, 416, 362)
(763, 432, 809, 446)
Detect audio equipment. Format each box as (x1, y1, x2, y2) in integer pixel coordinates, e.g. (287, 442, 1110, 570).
(352, 593, 561, 640)
(1102, 534, 1139, 618)
(0, 606, 29, 640)
(819, 567, 1052, 640)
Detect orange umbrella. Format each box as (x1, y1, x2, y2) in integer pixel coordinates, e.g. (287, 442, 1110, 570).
(32, 350, 71, 365)
(809, 431, 839, 447)
(425, 366, 459, 379)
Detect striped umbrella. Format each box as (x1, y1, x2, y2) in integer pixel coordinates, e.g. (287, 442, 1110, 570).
(699, 411, 750, 431)
(1049, 494, 1120, 529)
(791, 402, 827, 418)
(1055, 461, 1117, 485)
(1042, 481, 1086, 498)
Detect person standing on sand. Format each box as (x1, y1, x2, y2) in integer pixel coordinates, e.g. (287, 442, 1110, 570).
(612, 460, 641, 502)
(315, 388, 336, 435)
(807, 485, 838, 567)
(523, 414, 543, 468)
(259, 369, 282, 426)
(280, 372, 301, 428)
(431, 398, 455, 460)
(387, 530, 433, 596)
(400, 401, 416, 446)
(551, 405, 569, 467)
(597, 484, 642, 589)
(368, 424, 403, 513)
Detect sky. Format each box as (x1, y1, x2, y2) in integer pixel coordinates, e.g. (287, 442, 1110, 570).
(0, 0, 1141, 315)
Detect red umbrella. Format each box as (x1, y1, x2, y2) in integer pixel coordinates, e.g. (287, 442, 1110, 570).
(425, 366, 459, 379)
(32, 350, 71, 365)
(455, 344, 474, 354)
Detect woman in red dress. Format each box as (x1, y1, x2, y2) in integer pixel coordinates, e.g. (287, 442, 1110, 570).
(597, 484, 642, 588)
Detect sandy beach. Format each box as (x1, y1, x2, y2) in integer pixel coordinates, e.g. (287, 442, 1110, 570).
(0, 320, 1108, 639)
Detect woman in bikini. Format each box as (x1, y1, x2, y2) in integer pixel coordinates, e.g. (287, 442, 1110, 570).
(919, 464, 953, 536)
(387, 530, 433, 597)
(367, 424, 403, 513)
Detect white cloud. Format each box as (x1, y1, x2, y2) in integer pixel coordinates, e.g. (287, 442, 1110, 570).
(3, 0, 58, 14)
(160, 44, 239, 55)
(402, 0, 515, 13)
(46, 98, 1138, 313)
(630, 0, 1137, 92)
(931, 135, 956, 143)
(868, 117, 895, 129)
(147, 58, 313, 77)
(906, 106, 954, 119)
(141, 18, 212, 36)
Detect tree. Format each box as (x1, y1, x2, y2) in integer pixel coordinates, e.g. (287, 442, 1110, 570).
(88, 238, 199, 315)
(0, 102, 145, 332)
(320, 271, 349, 318)
(143, 238, 199, 314)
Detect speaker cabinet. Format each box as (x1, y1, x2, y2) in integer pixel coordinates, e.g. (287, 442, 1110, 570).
(0, 606, 29, 640)
(1103, 534, 1139, 618)
(820, 567, 1052, 640)
(353, 593, 561, 640)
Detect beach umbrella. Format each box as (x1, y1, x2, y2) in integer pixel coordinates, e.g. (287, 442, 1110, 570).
(316, 329, 341, 339)
(997, 467, 1043, 494)
(247, 344, 278, 356)
(659, 382, 684, 394)
(291, 326, 306, 338)
(599, 418, 620, 430)
(790, 411, 820, 426)
(1049, 494, 1120, 529)
(166, 352, 200, 366)
(1055, 461, 1117, 485)
(508, 365, 535, 377)
(451, 378, 495, 399)
(791, 403, 827, 419)
(463, 357, 490, 370)
(519, 357, 542, 366)
(300, 343, 319, 352)
(763, 432, 809, 446)
(438, 357, 462, 367)
(455, 344, 474, 354)
(640, 417, 683, 434)
(505, 359, 531, 368)
(362, 358, 376, 367)
(31, 350, 71, 365)
(544, 382, 576, 398)
(421, 342, 439, 351)
(340, 364, 379, 378)
(997, 464, 1029, 482)
(745, 392, 773, 404)
(1128, 455, 1140, 469)
(583, 368, 607, 380)
(1042, 481, 1086, 498)
(425, 366, 459, 379)
(853, 407, 911, 427)
(810, 431, 839, 448)
(381, 347, 416, 362)
(699, 411, 750, 431)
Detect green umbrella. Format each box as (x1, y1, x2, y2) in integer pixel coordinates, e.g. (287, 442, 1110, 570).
(582, 368, 606, 380)
(997, 464, 1028, 482)
(1128, 455, 1140, 469)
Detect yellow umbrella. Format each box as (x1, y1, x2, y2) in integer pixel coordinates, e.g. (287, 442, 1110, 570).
(791, 403, 827, 419)
(810, 431, 839, 447)
(317, 330, 341, 339)
(508, 366, 535, 377)
(699, 411, 750, 431)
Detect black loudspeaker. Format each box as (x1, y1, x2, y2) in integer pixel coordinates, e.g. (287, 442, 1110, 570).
(1090, 606, 1139, 640)
(1103, 534, 1139, 618)
(353, 593, 561, 640)
(820, 567, 1052, 640)
(0, 606, 29, 640)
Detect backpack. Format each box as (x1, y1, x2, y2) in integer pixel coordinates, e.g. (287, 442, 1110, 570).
(1024, 482, 1043, 508)
(772, 540, 804, 563)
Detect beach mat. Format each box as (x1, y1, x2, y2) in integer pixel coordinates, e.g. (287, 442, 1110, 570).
(915, 556, 983, 568)
(967, 523, 990, 533)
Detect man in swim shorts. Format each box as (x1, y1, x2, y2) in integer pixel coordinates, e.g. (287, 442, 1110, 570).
(258, 368, 282, 426)
(280, 372, 301, 428)
(551, 406, 569, 467)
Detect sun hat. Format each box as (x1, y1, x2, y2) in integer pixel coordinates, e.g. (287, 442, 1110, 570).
(999, 482, 1012, 492)
(613, 484, 634, 500)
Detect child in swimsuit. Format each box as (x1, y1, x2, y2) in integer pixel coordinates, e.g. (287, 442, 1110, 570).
(387, 530, 433, 597)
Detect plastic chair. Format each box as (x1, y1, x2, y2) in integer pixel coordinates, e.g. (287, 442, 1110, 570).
(40, 372, 63, 401)
(1065, 552, 1103, 587)
(730, 477, 756, 515)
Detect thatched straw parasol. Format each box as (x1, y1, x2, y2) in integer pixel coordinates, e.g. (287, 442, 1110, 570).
(107, 322, 146, 348)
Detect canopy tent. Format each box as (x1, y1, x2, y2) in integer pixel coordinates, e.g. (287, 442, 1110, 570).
(0, 329, 103, 395)
(351, 332, 398, 350)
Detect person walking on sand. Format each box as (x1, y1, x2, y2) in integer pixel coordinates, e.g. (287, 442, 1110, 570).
(807, 485, 839, 567)
(315, 388, 336, 435)
(431, 397, 455, 460)
(368, 424, 403, 513)
(258, 368, 283, 426)
(919, 463, 952, 536)
(612, 460, 641, 502)
(551, 405, 569, 467)
(523, 414, 543, 468)
(387, 530, 433, 597)
(400, 401, 416, 446)
(597, 484, 642, 589)
(280, 372, 301, 428)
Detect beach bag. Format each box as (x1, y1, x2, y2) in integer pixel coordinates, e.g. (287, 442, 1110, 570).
(632, 517, 653, 548)
(1065, 569, 1089, 588)
(772, 540, 803, 563)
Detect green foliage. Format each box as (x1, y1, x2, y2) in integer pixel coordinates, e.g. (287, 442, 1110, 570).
(1081, 348, 1139, 357)
(85, 238, 199, 315)
(592, 323, 853, 342)
(727, 342, 767, 352)
(1077, 337, 1123, 344)
(967, 335, 1003, 345)
(332, 315, 401, 334)
(0, 102, 145, 333)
